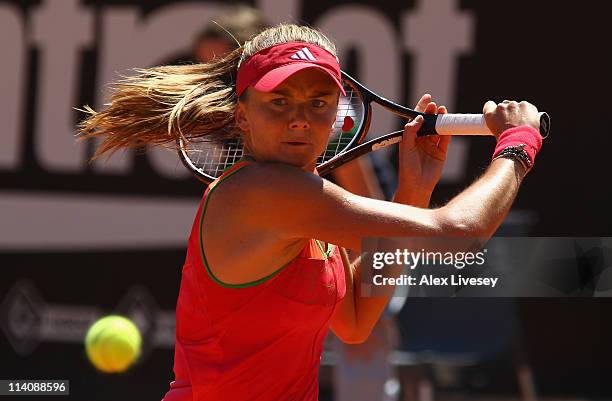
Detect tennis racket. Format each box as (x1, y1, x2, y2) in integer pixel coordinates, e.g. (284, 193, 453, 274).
(179, 70, 550, 183)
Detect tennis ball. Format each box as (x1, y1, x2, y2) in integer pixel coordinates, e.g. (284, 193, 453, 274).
(85, 315, 142, 373)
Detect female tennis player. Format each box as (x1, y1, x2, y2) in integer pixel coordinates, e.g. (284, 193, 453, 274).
(79, 24, 544, 401)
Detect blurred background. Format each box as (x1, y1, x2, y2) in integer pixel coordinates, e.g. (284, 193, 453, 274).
(1, 0, 611, 400)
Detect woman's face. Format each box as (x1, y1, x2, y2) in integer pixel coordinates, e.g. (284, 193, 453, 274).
(235, 68, 340, 171)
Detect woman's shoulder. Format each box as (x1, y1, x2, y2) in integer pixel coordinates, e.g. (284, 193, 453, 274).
(212, 161, 326, 204)
(204, 160, 350, 247)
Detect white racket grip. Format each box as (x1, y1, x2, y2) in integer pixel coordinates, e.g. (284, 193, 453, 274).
(435, 113, 491, 136)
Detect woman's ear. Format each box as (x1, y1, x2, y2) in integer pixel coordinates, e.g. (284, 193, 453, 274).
(235, 102, 250, 133)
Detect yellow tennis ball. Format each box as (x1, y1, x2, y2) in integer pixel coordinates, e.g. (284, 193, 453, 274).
(85, 315, 142, 373)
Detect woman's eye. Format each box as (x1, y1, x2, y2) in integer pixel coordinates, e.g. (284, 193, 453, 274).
(312, 99, 326, 108)
(271, 98, 287, 106)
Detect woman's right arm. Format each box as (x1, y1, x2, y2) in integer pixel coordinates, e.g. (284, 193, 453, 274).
(222, 152, 526, 251)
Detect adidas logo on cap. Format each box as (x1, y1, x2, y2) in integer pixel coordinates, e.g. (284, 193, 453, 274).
(290, 47, 317, 61)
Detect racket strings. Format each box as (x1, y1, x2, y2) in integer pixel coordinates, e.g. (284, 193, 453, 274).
(184, 137, 244, 177)
(318, 84, 364, 164)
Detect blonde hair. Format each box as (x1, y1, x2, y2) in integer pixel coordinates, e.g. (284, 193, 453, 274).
(78, 24, 337, 159)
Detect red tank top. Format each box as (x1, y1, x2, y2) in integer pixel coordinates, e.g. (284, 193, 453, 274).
(162, 161, 346, 401)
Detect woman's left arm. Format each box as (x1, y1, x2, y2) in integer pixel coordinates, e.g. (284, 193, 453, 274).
(331, 248, 407, 344)
(331, 95, 449, 343)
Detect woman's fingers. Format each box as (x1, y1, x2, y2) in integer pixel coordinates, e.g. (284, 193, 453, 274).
(415, 94, 432, 113)
(424, 101, 437, 114)
(483, 100, 496, 115)
(415, 100, 450, 152)
(421, 105, 448, 148)
(437, 134, 452, 153)
(402, 115, 424, 149)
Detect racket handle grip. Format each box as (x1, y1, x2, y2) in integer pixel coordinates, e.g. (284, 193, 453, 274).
(423, 112, 550, 138)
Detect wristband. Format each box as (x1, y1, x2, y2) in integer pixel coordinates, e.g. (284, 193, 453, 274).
(492, 125, 542, 171)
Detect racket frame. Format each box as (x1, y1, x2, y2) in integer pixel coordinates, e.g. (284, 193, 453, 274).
(178, 70, 549, 183)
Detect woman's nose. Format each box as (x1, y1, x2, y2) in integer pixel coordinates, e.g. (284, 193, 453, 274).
(289, 106, 309, 130)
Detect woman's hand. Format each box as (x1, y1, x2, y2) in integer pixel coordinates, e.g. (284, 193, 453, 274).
(483, 100, 541, 139)
(395, 94, 451, 206)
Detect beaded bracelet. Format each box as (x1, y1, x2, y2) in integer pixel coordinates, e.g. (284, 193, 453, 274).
(492, 143, 532, 171)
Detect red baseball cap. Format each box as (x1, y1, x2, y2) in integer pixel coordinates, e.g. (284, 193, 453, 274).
(236, 42, 345, 97)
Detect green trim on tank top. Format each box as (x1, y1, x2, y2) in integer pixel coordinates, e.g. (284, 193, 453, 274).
(220, 155, 254, 174)
(314, 239, 333, 259)
(199, 162, 293, 288)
